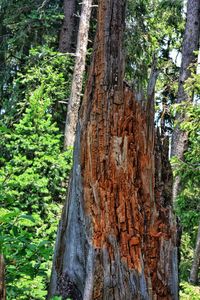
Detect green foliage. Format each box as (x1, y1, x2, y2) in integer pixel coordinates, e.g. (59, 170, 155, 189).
(0, 0, 63, 113)
(173, 102, 200, 238)
(125, 0, 184, 135)
(172, 73, 200, 288)
(0, 88, 73, 299)
(179, 233, 195, 281)
(0, 2, 74, 298)
(180, 281, 200, 300)
(184, 56, 200, 99)
(2, 46, 74, 131)
(125, 0, 183, 92)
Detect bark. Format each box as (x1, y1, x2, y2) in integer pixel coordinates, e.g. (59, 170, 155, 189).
(171, 0, 200, 201)
(64, 0, 93, 149)
(190, 222, 200, 285)
(48, 0, 178, 299)
(59, 0, 79, 53)
(0, 254, 6, 300)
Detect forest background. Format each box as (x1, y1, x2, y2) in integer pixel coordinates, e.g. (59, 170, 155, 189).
(0, 0, 199, 299)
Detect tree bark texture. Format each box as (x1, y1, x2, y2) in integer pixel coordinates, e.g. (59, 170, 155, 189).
(171, 0, 200, 201)
(0, 254, 6, 300)
(59, 0, 79, 53)
(64, 0, 93, 148)
(190, 222, 200, 285)
(49, 0, 178, 299)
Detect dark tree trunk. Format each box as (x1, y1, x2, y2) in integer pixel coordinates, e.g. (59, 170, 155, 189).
(59, 0, 79, 53)
(48, 0, 178, 299)
(0, 254, 6, 300)
(171, 0, 200, 201)
(190, 222, 200, 285)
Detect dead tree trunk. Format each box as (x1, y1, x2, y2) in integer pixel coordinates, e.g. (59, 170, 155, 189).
(64, 0, 93, 148)
(190, 222, 200, 285)
(48, 0, 178, 299)
(59, 0, 79, 53)
(171, 0, 200, 201)
(0, 254, 6, 300)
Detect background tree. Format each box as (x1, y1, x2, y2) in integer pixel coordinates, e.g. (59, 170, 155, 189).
(64, 0, 93, 148)
(170, 0, 200, 292)
(125, 0, 183, 101)
(171, 0, 200, 201)
(175, 72, 200, 293)
(0, 0, 64, 124)
(190, 222, 200, 285)
(59, 0, 80, 53)
(176, 100, 200, 296)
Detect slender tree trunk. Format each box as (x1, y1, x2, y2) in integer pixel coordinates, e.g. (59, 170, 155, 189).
(49, 0, 178, 299)
(64, 0, 93, 149)
(171, 0, 200, 201)
(59, 0, 79, 53)
(0, 254, 6, 300)
(190, 222, 200, 285)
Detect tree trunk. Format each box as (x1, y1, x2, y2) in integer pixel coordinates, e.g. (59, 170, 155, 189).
(64, 0, 93, 149)
(59, 0, 79, 53)
(48, 0, 178, 299)
(171, 0, 200, 201)
(190, 222, 200, 285)
(0, 254, 6, 300)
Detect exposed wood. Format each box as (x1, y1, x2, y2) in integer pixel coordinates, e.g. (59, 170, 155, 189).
(49, 0, 178, 299)
(64, 0, 93, 149)
(0, 254, 6, 300)
(190, 222, 200, 285)
(171, 0, 200, 201)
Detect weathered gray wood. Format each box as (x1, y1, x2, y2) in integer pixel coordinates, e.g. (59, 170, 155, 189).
(64, 0, 93, 149)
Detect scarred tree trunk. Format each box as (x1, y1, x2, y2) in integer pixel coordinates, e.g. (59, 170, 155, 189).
(0, 254, 6, 300)
(190, 222, 200, 285)
(171, 0, 200, 201)
(59, 0, 79, 53)
(48, 0, 178, 299)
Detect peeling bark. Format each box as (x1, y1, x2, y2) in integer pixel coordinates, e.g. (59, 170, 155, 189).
(171, 0, 200, 201)
(49, 0, 178, 299)
(0, 254, 6, 300)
